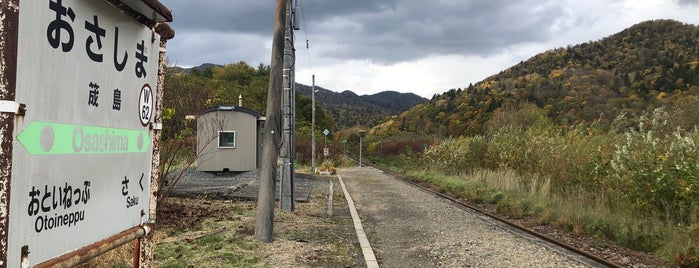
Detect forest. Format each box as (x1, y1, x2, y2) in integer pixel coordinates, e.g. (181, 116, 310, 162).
(296, 84, 427, 130)
(377, 19, 699, 137)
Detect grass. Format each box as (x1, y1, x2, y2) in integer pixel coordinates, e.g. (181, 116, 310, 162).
(152, 199, 264, 268)
(155, 230, 261, 268)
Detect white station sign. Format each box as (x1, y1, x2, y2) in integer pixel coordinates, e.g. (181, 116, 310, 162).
(8, 0, 160, 266)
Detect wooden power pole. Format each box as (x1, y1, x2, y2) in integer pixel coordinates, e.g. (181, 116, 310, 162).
(255, 0, 286, 243)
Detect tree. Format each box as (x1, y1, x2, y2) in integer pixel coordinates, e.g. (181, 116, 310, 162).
(212, 61, 256, 85)
(162, 72, 222, 140)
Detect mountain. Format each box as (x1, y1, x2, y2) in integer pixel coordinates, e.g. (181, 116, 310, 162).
(189, 63, 221, 73)
(166, 63, 427, 131)
(380, 19, 699, 137)
(167, 63, 223, 75)
(296, 83, 427, 130)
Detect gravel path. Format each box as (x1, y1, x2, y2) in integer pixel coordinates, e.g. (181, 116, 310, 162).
(339, 166, 590, 268)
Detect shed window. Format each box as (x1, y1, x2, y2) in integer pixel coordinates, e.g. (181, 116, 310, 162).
(218, 131, 236, 148)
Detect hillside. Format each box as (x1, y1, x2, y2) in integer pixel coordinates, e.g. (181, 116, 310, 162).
(381, 19, 699, 137)
(164, 62, 426, 136)
(296, 84, 427, 130)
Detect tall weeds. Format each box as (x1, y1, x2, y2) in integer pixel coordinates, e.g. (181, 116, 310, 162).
(418, 107, 699, 260)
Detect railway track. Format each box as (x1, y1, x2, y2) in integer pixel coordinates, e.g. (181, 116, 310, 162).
(347, 156, 622, 268)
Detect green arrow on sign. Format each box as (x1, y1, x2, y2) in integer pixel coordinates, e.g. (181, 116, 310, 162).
(17, 121, 151, 155)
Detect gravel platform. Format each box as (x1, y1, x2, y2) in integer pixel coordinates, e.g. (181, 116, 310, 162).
(166, 168, 319, 201)
(339, 166, 591, 268)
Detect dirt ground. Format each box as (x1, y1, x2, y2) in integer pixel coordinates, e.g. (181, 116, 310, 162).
(154, 173, 364, 267)
(80, 173, 363, 267)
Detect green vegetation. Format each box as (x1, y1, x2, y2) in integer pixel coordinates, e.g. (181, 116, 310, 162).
(155, 232, 261, 267)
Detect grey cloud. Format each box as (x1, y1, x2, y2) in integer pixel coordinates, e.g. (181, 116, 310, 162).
(160, 0, 571, 65)
(302, 0, 568, 63)
(676, 0, 699, 5)
(165, 1, 273, 34)
(167, 30, 270, 67)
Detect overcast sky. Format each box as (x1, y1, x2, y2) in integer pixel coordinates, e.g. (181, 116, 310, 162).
(158, 0, 699, 98)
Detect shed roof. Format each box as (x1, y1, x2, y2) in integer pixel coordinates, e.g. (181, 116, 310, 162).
(202, 106, 265, 118)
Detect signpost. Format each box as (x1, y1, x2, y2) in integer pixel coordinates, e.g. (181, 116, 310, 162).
(323, 128, 329, 159)
(0, 1, 172, 266)
(358, 130, 366, 167)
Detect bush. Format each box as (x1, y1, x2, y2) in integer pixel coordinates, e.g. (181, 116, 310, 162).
(609, 110, 699, 223)
(423, 137, 474, 175)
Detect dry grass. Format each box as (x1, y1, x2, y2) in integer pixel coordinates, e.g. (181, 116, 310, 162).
(76, 243, 132, 268)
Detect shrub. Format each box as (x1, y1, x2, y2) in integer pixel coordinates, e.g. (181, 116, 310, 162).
(609, 111, 699, 224)
(423, 137, 474, 175)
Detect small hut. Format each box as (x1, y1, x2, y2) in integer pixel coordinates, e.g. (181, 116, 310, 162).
(196, 104, 265, 172)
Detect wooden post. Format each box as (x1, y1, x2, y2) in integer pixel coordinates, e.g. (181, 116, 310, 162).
(311, 75, 316, 173)
(138, 22, 174, 267)
(0, 2, 19, 267)
(255, 0, 286, 243)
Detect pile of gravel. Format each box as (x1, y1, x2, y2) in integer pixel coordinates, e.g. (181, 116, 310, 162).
(166, 168, 259, 199)
(166, 168, 321, 202)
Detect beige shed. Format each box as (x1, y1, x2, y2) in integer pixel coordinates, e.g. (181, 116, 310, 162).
(196, 105, 265, 172)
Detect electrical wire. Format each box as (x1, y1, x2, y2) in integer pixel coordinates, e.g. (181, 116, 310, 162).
(297, 0, 314, 75)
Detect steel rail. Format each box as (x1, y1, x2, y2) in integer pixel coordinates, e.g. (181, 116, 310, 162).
(348, 156, 621, 268)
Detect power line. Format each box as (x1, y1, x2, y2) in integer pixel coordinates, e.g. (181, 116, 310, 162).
(298, 0, 313, 73)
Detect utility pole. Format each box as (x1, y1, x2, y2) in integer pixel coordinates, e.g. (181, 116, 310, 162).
(358, 130, 366, 167)
(255, 0, 286, 243)
(311, 75, 316, 173)
(359, 135, 363, 167)
(279, 0, 296, 212)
